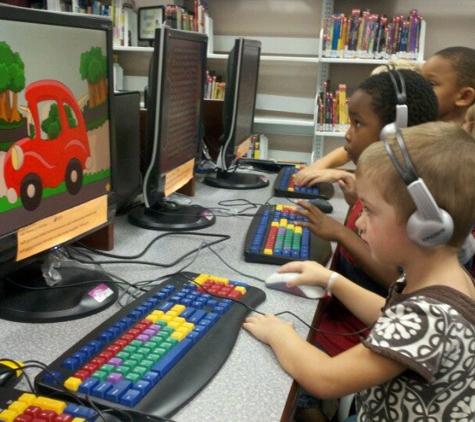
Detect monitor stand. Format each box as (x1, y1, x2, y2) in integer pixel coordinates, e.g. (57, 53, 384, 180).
(0, 260, 118, 323)
(204, 169, 269, 189)
(128, 201, 216, 231)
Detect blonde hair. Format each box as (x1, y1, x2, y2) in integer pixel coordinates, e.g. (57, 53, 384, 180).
(356, 121, 475, 248)
(371, 59, 422, 76)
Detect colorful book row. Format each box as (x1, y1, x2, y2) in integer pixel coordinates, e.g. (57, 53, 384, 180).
(317, 82, 349, 133)
(165, 1, 210, 34)
(204, 72, 226, 100)
(322, 8, 423, 60)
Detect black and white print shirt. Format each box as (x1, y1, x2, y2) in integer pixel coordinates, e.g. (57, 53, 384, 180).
(357, 278, 475, 422)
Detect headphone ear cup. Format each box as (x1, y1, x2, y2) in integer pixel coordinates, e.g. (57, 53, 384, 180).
(406, 208, 454, 247)
(380, 122, 397, 140)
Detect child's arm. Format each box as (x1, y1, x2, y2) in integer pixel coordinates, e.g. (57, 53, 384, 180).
(243, 314, 406, 399)
(293, 199, 400, 288)
(280, 260, 386, 325)
(293, 147, 350, 187)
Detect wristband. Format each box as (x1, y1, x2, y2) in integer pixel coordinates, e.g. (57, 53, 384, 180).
(326, 272, 338, 296)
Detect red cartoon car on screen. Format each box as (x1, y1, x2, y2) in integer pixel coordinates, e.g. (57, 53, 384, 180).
(4, 80, 91, 211)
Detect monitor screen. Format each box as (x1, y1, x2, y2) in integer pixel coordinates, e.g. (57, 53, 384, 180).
(203, 38, 268, 190)
(0, 5, 118, 322)
(128, 26, 215, 231)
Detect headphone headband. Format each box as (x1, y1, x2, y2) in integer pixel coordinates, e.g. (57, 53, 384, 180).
(383, 130, 419, 185)
(386, 66, 407, 104)
(379, 69, 408, 139)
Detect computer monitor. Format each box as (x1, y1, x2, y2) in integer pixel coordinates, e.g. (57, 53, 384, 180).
(0, 5, 118, 322)
(203, 38, 269, 190)
(128, 26, 215, 231)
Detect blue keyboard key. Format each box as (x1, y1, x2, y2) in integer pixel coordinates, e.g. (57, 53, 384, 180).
(105, 379, 133, 403)
(120, 388, 143, 407)
(151, 338, 194, 377)
(64, 403, 98, 419)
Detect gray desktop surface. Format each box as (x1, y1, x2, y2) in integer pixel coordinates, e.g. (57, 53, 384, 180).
(1, 172, 348, 422)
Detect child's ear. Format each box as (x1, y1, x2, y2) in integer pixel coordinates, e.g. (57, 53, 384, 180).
(456, 87, 475, 107)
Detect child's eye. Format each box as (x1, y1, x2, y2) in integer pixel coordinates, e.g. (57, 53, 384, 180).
(363, 206, 372, 215)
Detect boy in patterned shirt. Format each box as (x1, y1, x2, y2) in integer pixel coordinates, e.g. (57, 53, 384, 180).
(243, 121, 475, 421)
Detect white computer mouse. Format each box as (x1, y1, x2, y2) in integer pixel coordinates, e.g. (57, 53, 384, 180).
(265, 272, 325, 299)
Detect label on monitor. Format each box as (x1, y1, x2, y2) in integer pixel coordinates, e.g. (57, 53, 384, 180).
(164, 158, 195, 197)
(16, 195, 108, 261)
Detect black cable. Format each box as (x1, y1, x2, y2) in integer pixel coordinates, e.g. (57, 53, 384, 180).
(76, 232, 230, 267)
(207, 245, 266, 283)
(113, 240, 208, 308)
(70, 231, 225, 307)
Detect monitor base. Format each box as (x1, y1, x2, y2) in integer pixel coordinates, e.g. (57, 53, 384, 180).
(128, 203, 216, 231)
(0, 262, 118, 323)
(204, 170, 269, 189)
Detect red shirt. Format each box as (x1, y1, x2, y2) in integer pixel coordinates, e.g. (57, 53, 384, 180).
(313, 200, 371, 356)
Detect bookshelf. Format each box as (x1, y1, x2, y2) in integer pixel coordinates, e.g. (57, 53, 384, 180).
(312, 1, 426, 160)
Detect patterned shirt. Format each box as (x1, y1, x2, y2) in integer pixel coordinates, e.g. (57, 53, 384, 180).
(357, 279, 475, 421)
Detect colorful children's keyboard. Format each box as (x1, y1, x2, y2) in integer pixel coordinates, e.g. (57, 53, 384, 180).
(34, 273, 266, 420)
(0, 387, 98, 421)
(244, 204, 332, 265)
(273, 165, 335, 199)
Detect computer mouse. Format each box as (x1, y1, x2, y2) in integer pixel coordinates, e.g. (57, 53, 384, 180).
(265, 272, 325, 299)
(307, 198, 333, 214)
(0, 360, 23, 387)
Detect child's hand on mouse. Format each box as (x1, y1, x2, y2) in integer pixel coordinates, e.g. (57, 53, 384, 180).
(278, 261, 332, 290)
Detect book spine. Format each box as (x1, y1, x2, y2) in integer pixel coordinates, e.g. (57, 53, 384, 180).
(348, 9, 360, 53)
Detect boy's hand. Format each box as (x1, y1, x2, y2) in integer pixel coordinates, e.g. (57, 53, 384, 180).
(243, 313, 294, 345)
(277, 260, 333, 290)
(293, 168, 349, 187)
(293, 199, 345, 242)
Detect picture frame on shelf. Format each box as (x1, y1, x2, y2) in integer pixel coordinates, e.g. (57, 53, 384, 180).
(138, 6, 165, 43)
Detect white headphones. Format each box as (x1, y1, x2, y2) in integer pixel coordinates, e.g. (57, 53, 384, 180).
(379, 68, 408, 139)
(381, 69, 454, 247)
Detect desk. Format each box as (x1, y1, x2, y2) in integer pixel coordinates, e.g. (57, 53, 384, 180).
(1, 171, 349, 422)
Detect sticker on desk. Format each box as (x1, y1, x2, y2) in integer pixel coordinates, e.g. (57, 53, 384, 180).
(164, 158, 194, 197)
(89, 283, 115, 303)
(16, 195, 108, 261)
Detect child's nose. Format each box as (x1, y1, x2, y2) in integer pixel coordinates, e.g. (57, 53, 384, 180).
(355, 213, 364, 231)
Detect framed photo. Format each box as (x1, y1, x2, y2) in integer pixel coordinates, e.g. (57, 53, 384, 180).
(138, 6, 165, 42)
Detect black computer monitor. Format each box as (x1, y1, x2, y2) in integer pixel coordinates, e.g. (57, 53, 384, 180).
(204, 38, 269, 190)
(0, 5, 118, 322)
(128, 26, 215, 231)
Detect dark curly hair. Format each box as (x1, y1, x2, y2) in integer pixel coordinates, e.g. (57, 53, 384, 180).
(358, 68, 439, 128)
